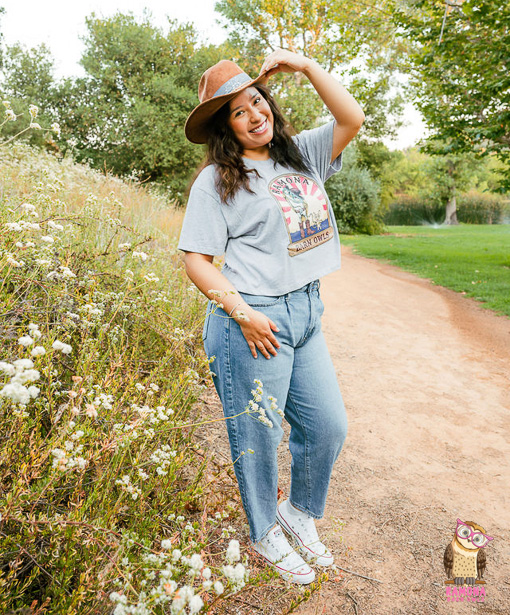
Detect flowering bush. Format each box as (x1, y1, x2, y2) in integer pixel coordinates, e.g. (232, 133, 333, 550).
(0, 141, 266, 613)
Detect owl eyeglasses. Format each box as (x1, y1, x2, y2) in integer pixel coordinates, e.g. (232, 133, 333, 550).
(456, 519, 493, 548)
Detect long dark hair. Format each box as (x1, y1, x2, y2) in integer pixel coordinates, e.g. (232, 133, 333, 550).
(203, 84, 310, 203)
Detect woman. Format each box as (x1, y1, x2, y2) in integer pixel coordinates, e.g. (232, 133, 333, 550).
(178, 49, 364, 584)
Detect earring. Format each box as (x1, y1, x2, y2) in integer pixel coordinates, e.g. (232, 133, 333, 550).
(268, 140, 273, 149)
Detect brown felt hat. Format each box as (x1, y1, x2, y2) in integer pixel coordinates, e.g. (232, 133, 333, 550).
(184, 60, 271, 144)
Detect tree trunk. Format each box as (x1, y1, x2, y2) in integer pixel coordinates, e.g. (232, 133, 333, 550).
(445, 195, 459, 225)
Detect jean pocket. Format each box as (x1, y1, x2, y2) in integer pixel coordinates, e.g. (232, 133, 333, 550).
(317, 290, 325, 316)
(202, 301, 212, 341)
(239, 292, 282, 308)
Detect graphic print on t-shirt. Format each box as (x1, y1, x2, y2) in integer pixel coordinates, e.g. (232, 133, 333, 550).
(268, 174, 334, 256)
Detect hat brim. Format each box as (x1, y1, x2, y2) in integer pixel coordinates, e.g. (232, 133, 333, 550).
(184, 70, 272, 145)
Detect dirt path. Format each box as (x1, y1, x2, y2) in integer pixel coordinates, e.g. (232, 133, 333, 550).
(197, 246, 510, 614)
(294, 246, 510, 614)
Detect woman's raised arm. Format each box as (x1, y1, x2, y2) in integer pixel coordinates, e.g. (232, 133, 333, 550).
(259, 50, 365, 162)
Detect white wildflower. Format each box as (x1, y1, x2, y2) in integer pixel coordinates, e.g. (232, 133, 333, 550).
(52, 340, 72, 354)
(60, 266, 76, 278)
(85, 403, 98, 418)
(235, 310, 249, 322)
(5, 222, 22, 231)
(30, 122, 42, 130)
(6, 255, 24, 267)
(202, 567, 211, 580)
(132, 251, 148, 262)
(143, 273, 159, 283)
(226, 539, 241, 563)
(41, 235, 54, 244)
(51, 448, 67, 470)
(0, 362, 15, 376)
(30, 346, 46, 357)
(51, 122, 60, 137)
(47, 220, 64, 231)
(29, 104, 38, 119)
(213, 581, 224, 595)
(28, 385, 40, 398)
(0, 382, 31, 405)
(18, 335, 34, 347)
(171, 549, 182, 562)
(189, 553, 203, 572)
(13, 358, 34, 370)
(233, 562, 246, 581)
(188, 595, 204, 614)
(28, 323, 42, 338)
(5, 109, 16, 121)
(161, 539, 173, 550)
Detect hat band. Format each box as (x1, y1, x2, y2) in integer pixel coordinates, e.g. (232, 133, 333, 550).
(212, 72, 252, 98)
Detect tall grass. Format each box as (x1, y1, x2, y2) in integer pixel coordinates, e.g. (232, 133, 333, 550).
(0, 142, 315, 614)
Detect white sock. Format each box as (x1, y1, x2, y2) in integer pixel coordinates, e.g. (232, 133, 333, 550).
(286, 499, 309, 518)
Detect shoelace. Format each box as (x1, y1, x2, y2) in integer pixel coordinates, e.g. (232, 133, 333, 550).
(283, 508, 329, 555)
(257, 528, 309, 571)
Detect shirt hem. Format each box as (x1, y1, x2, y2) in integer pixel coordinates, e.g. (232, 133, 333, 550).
(224, 261, 342, 296)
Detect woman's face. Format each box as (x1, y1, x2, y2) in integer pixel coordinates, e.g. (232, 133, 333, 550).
(227, 87, 274, 158)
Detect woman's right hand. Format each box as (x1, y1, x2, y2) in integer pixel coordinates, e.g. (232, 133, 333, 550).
(235, 307, 281, 359)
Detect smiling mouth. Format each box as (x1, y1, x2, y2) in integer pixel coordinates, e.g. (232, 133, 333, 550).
(250, 120, 268, 134)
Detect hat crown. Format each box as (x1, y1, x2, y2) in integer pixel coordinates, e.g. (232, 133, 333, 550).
(198, 60, 251, 104)
(185, 59, 269, 144)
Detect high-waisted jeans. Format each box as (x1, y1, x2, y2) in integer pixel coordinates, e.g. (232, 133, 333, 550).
(203, 279, 347, 543)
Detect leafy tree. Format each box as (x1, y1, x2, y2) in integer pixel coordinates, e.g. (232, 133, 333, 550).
(418, 147, 479, 224)
(0, 43, 57, 145)
(356, 141, 406, 207)
(389, 147, 431, 197)
(215, 0, 406, 137)
(57, 12, 231, 197)
(393, 0, 510, 191)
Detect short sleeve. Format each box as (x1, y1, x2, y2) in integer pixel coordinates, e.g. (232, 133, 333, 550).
(177, 183, 228, 256)
(293, 120, 343, 183)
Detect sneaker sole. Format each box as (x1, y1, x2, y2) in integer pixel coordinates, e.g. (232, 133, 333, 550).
(253, 549, 316, 584)
(276, 506, 335, 567)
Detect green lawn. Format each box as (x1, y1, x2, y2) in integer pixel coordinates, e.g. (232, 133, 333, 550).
(341, 225, 510, 317)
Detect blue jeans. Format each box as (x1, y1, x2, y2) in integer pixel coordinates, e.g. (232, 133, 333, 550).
(203, 280, 347, 543)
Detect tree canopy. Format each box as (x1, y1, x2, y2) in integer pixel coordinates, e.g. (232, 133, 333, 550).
(393, 0, 510, 190)
(215, 0, 406, 138)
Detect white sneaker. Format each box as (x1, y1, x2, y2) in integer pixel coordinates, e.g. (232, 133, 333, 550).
(252, 525, 315, 584)
(276, 500, 334, 566)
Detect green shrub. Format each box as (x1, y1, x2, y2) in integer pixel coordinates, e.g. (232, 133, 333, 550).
(383, 195, 445, 225)
(385, 191, 508, 226)
(456, 190, 507, 224)
(326, 144, 383, 234)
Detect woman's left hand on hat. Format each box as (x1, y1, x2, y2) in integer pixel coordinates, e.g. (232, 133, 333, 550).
(259, 49, 313, 78)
